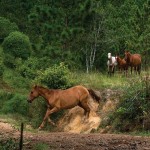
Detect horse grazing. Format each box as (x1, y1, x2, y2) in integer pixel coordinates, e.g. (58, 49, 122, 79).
(27, 85, 101, 130)
(124, 51, 142, 75)
(107, 53, 117, 76)
(116, 55, 128, 76)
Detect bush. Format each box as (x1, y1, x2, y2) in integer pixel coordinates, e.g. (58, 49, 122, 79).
(110, 78, 150, 132)
(0, 61, 4, 77)
(0, 91, 14, 110)
(3, 54, 16, 68)
(1, 93, 29, 116)
(0, 17, 19, 41)
(33, 143, 49, 150)
(0, 138, 18, 150)
(2, 31, 32, 60)
(16, 57, 39, 79)
(35, 63, 74, 89)
(3, 68, 31, 89)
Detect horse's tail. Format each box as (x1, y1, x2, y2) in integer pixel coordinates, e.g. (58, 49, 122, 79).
(87, 88, 101, 103)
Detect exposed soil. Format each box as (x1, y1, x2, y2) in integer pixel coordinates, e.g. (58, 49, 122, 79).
(1, 121, 150, 150)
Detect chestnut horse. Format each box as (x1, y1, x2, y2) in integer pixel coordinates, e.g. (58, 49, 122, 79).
(124, 51, 142, 75)
(27, 85, 100, 130)
(116, 55, 128, 76)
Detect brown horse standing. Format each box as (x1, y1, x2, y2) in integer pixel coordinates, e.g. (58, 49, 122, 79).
(116, 55, 128, 76)
(124, 51, 142, 75)
(27, 85, 100, 130)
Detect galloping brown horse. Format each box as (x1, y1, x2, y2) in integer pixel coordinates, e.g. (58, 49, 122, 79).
(116, 55, 128, 76)
(27, 85, 100, 130)
(124, 51, 142, 75)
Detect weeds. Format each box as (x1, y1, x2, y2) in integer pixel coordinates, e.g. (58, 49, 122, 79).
(0, 138, 18, 150)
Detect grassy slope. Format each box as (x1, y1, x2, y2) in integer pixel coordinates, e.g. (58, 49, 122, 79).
(0, 43, 149, 134)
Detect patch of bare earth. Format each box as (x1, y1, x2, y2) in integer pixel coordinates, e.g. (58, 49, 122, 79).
(1, 123, 150, 150)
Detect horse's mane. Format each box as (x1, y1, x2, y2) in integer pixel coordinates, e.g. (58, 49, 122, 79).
(35, 85, 50, 91)
(36, 85, 60, 92)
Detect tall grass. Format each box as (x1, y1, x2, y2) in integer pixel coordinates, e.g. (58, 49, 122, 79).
(71, 71, 133, 90)
(71, 70, 149, 90)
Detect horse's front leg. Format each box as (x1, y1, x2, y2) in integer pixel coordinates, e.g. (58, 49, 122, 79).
(112, 65, 115, 75)
(108, 66, 110, 75)
(39, 107, 59, 130)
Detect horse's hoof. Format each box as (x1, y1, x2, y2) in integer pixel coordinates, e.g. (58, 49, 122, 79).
(48, 121, 56, 126)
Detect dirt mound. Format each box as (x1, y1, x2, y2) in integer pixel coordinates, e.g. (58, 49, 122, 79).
(57, 97, 101, 133)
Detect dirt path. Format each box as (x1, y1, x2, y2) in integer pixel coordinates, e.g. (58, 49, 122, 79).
(1, 121, 150, 150)
(23, 132, 150, 150)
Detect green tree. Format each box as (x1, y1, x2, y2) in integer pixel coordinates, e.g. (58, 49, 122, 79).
(2, 31, 32, 59)
(2, 31, 32, 68)
(0, 17, 19, 41)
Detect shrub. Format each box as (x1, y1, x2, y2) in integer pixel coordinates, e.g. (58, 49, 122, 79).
(0, 17, 19, 41)
(110, 78, 150, 132)
(35, 63, 74, 89)
(3, 54, 16, 68)
(0, 61, 4, 77)
(1, 93, 29, 116)
(34, 143, 49, 150)
(3, 68, 31, 89)
(16, 57, 39, 79)
(0, 91, 14, 110)
(0, 138, 18, 150)
(2, 31, 32, 60)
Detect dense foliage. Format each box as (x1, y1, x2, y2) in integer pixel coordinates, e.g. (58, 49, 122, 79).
(0, 17, 18, 41)
(111, 78, 150, 131)
(0, 0, 149, 132)
(0, 0, 149, 71)
(35, 63, 74, 89)
(2, 31, 31, 59)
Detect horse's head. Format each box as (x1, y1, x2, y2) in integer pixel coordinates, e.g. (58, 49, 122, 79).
(27, 85, 39, 103)
(115, 55, 119, 61)
(124, 51, 130, 62)
(108, 53, 111, 60)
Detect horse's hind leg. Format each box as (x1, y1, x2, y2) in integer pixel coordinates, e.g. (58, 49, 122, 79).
(39, 107, 59, 130)
(48, 117, 55, 126)
(137, 65, 141, 75)
(79, 100, 90, 120)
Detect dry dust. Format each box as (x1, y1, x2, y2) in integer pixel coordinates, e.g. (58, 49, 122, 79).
(57, 97, 101, 133)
